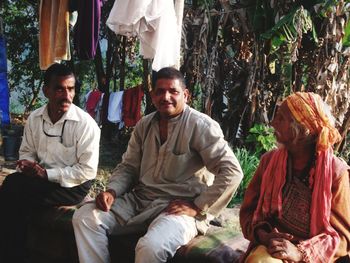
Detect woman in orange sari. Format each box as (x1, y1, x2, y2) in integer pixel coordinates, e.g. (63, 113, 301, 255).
(240, 92, 350, 262)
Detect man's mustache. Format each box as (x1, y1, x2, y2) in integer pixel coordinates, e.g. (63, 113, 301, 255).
(59, 100, 71, 104)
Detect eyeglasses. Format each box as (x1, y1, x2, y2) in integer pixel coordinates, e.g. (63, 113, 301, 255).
(42, 119, 67, 143)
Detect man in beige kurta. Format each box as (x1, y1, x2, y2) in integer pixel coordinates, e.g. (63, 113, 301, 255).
(73, 67, 243, 263)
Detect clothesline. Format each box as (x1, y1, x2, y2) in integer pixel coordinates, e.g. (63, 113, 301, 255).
(39, 0, 185, 71)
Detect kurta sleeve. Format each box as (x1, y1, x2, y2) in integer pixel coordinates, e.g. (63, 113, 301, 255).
(107, 121, 143, 196)
(239, 152, 274, 242)
(192, 119, 243, 216)
(330, 170, 350, 260)
(296, 170, 350, 262)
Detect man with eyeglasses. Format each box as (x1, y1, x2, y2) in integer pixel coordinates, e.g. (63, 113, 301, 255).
(0, 63, 101, 263)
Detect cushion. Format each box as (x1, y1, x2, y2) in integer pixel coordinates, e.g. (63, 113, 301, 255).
(170, 229, 249, 263)
(109, 227, 249, 263)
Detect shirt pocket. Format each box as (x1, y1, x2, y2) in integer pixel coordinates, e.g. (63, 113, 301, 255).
(49, 141, 77, 167)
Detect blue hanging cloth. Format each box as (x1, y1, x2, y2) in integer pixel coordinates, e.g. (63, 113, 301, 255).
(0, 35, 10, 124)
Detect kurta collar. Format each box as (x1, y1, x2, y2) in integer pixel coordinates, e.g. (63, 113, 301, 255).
(151, 104, 189, 123)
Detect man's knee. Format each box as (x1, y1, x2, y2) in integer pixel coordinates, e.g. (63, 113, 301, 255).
(72, 203, 99, 231)
(134, 214, 197, 262)
(1, 172, 41, 197)
(72, 203, 115, 234)
(0, 173, 28, 206)
(2, 172, 25, 189)
(135, 235, 168, 262)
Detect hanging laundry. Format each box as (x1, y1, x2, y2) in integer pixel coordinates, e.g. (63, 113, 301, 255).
(82, 90, 92, 112)
(0, 35, 10, 124)
(94, 93, 104, 126)
(39, 0, 71, 70)
(123, 85, 144, 127)
(106, 0, 179, 71)
(108, 91, 124, 125)
(0, 36, 6, 73)
(86, 89, 102, 119)
(71, 0, 102, 60)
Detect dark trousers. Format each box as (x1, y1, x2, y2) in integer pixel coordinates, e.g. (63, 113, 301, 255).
(0, 172, 91, 263)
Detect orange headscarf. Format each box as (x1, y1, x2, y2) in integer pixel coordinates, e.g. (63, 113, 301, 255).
(286, 92, 341, 152)
(253, 92, 341, 262)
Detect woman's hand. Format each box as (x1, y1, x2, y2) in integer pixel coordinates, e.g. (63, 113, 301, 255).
(257, 228, 303, 262)
(257, 228, 293, 247)
(267, 238, 303, 262)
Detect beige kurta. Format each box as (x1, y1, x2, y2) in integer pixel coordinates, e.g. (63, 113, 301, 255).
(107, 105, 243, 232)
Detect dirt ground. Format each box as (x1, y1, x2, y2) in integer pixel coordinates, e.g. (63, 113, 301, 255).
(0, 155, 16, 186)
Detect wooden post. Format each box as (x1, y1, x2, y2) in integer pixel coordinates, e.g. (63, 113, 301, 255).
(119, 36, 127, 91)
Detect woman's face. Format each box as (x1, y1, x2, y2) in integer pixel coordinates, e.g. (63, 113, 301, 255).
(271, 102, 296, 144)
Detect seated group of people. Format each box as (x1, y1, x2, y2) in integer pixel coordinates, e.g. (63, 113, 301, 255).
(0, 64, 349, 263)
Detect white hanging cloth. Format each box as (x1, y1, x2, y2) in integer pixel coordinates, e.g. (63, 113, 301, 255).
(106, 0, 180, 71)
(107, 91, 124, 129)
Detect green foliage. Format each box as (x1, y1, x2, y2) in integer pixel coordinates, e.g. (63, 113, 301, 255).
(190, 83, 203, 111)
(75, 60, 96, 86)
(227, 147, 260, 207)
(317, 0, 339, 18)
(89, 169, 112, 198)
(18, 89, 45, 110)
(228, 124, 276, 207)
(9, 102, 23, 115)
(246, 0, 275, 35)
(2, 1, 42, 112)
(197, 0, 214, 7)
(124, 53, 143, 88)
(261, 7, 314, 55)
(343, 20, 350, 48)
(246, 124, 276, 155)
(258, 6, 317, 96)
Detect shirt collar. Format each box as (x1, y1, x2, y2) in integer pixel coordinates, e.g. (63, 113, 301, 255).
(34, 104, 80, 124)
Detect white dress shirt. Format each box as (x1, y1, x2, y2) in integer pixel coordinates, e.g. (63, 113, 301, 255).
(19, 104, 101, 187)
